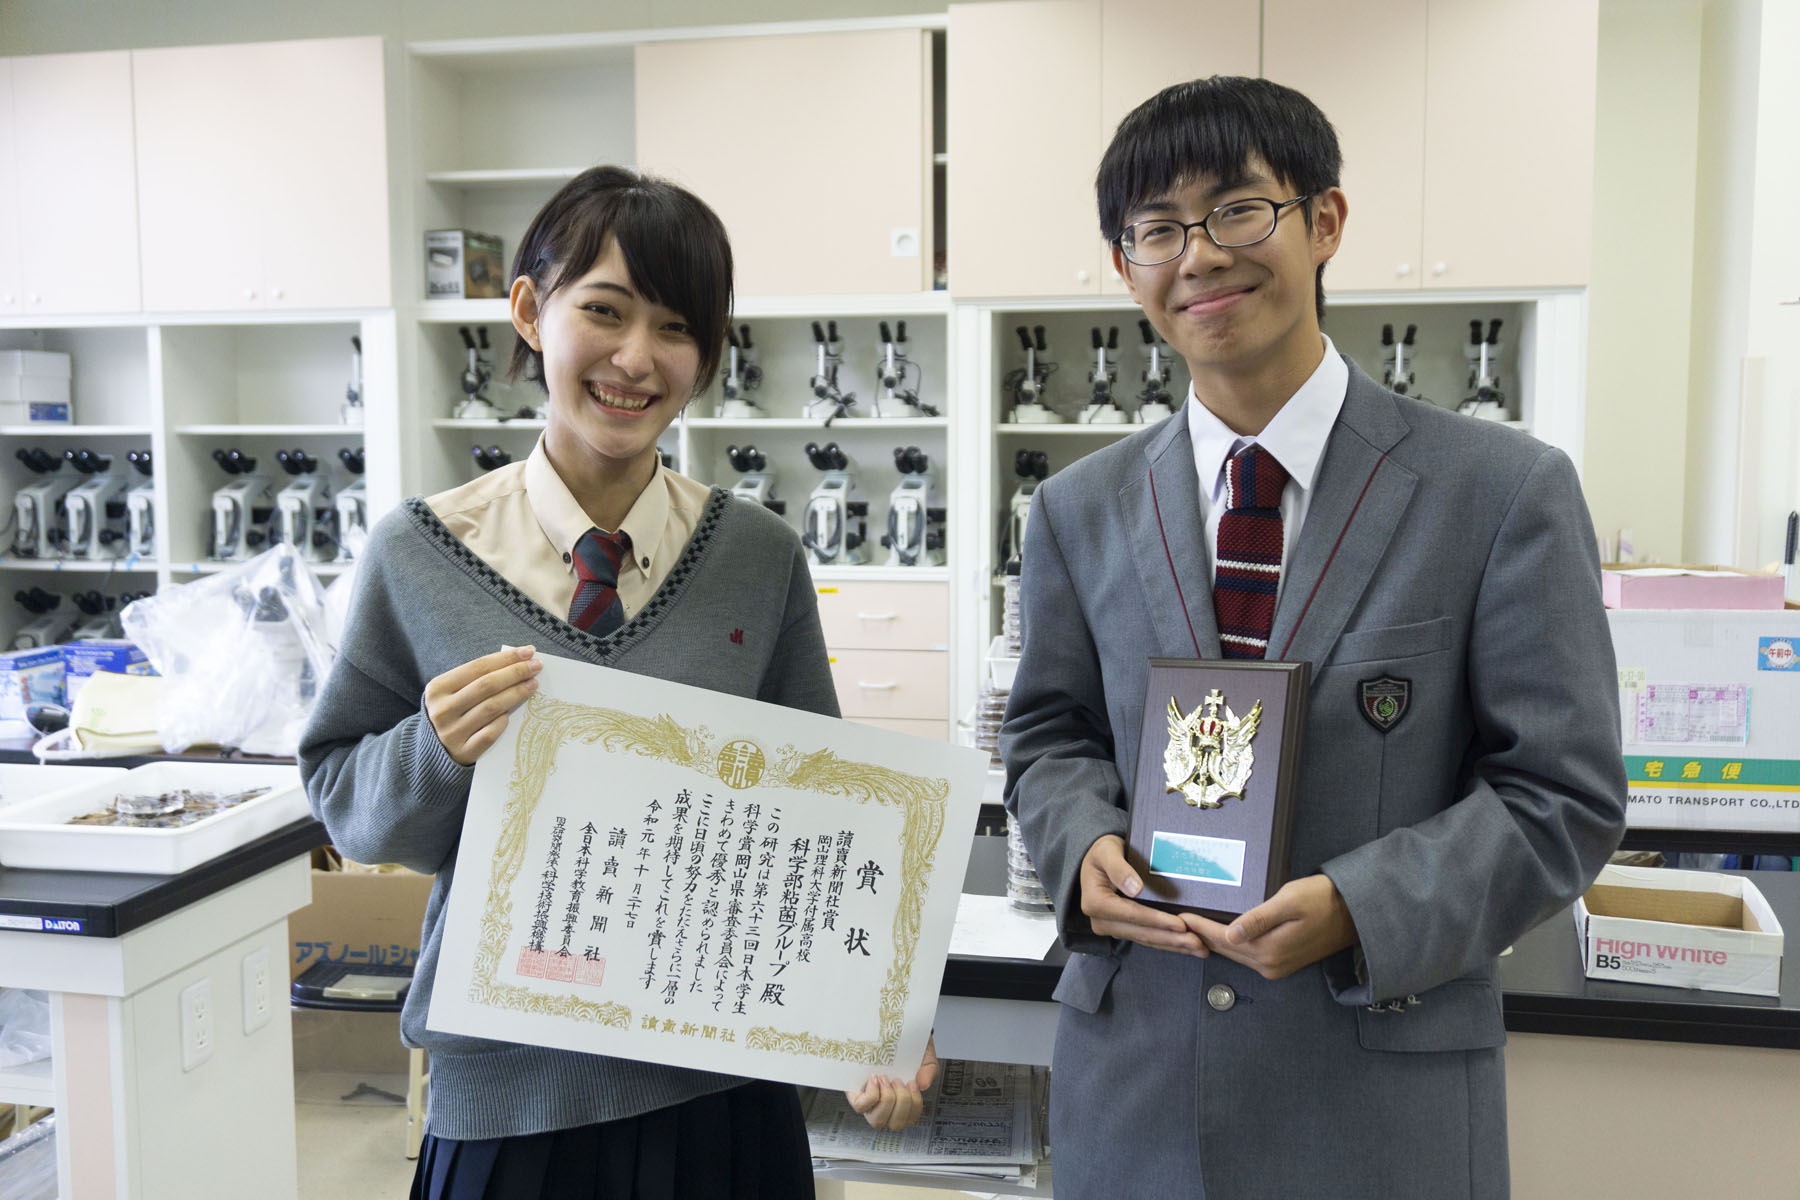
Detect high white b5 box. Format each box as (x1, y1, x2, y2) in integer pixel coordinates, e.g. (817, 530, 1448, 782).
(0, 349, 72, 423)
(1574, 864, 1783, 997)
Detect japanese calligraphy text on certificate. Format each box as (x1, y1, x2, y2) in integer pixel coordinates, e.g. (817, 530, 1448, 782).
(427, 653, 988, 1091)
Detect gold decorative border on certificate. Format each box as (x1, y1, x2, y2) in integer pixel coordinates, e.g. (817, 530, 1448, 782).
(468, 695, 950, 1064)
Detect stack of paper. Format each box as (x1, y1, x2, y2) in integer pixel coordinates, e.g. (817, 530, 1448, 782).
(805, 1058, 1047, 1186)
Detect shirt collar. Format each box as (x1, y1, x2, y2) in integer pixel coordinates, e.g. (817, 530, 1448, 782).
(1185, 334, 1349, 502)
(524, 439, 672, 580)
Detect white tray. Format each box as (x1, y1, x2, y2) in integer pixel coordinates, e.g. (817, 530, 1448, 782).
(0, 762, 306, 874)
(0, 763, 126, 810)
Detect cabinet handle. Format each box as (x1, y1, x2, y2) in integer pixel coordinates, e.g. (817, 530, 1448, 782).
(1432, 262, 1447, 277)
(1395, 264, 1411, 278)
(1076, 269, 1091, 284)
(29, 294, 41, 304)
(271, 287, 284, 300)
(855, 681, 899, 690)
(244, 289, 256, 301)
(855, 612, 899, 621)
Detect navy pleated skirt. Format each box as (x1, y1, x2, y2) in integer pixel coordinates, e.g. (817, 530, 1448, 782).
(409, 1080, 814, 1200)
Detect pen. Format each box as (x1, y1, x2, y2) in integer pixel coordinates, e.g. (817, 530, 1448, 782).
(1784, 510, 1797, 594)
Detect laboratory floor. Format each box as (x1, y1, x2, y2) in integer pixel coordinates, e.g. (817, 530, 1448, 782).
(290, 1010, 966, 1200)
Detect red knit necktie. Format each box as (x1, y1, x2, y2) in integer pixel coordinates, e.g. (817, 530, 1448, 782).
(568, 527, 630, 635)
(1213, 445, 1289, 659)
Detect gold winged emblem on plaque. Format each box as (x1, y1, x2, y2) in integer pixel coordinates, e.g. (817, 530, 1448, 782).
(1164, 688, 1263, 808)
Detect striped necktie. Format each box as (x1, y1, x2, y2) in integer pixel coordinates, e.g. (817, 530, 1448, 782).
(568, 527, 630, 636)
(1213, 445, 1289, 659)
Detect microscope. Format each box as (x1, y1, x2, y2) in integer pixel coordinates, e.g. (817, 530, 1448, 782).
(1078, 326, 1128, 424)
(70, 590, 121, 641)
(805, 321, 858, 423)
(272, 448, 336, 562)
(12, 448, 77, 559)
(125, 450, 156, 559)
(998, 448, 1049, 575)
(208, 448, 274, 562)
(1005, 326, 1062, 423)
(333, 447, 368, 564)
(872, 321, 937, 419)
(12, 588, 76, 650)
(61, 449, 129, 559)
(800, 441, 869, 566)
(1381, 323, 1419, 397)
(1134, 319, 1176, 423)
(453, 325, 499, 420)
(719, 324, 765, 419)
(1459, 319, 1508, 420)
(471, 444, 512, 473)
(725, 445, 784, 514)
(880, 446, 946, 568)
(342, 335, 365, 427)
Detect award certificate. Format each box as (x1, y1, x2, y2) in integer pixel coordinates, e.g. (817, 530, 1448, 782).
(427, 653, 988, 1090)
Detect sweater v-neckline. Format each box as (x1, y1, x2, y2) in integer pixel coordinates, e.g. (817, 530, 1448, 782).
(400, 486, 733, 660)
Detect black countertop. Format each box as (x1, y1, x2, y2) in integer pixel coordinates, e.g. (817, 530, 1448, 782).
(0, 817, 327, 938)
(946, 836, 1800, 1049)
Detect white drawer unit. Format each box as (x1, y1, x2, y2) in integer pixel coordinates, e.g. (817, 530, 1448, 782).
(815, 580, 948, 651)
(849, 716, 950, 741)
(827, 649, 948, 721)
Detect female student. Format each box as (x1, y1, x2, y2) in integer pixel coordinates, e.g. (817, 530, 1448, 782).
(300, 166, 932, 1200)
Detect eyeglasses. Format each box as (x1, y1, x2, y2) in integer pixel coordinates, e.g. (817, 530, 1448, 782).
(1115, 195, 1313, 266)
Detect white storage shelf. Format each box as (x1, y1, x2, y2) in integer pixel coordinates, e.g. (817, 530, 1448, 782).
(0, 425, 152, 437)
(0, 1057, 54, 1106)
(175, 424, 363, 437)
(0, 557, 159, 573)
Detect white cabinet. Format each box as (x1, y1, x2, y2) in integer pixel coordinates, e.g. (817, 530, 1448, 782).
(134, 37, 390, 313)
(3, 52, 140, 315)
(635, 30, 933, 296)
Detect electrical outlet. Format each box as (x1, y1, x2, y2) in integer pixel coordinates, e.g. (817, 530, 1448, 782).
(242, 948, 272, 1035)
(179, 979, 213, 1072)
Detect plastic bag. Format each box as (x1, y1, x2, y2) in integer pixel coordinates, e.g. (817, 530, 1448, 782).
(0, 1114, 58, 1200)
(120, 545, 336, 757)
(0, 988, 51, 1068)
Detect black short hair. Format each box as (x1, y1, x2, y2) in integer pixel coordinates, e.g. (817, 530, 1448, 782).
(1097, 77, 1342, 321)
(508, 166, 733, 395)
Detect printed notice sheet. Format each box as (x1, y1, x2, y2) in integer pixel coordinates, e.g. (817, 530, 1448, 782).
(1634, 683, 1750, 746)
(805, 1059, 1042, 1173)
(428, 654, 988, 1091)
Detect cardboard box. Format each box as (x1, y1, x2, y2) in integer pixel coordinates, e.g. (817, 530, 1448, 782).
(288, 852, 435, 982)
(1575, 865, 1783, 997)
(424, 229, 505, 299)
(1603, 565, 1787, 611)
(0, 647, 64, 738)
(1610, 609, 1800, 834)
(61, 639, 154, 703)
(0, 350, 72, 424)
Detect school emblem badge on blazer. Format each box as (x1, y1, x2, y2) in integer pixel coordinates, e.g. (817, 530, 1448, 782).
(1358, 676, 1411, 733)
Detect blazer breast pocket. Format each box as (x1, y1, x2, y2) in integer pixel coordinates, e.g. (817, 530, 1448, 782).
(1051, 953, 1121, 1015)
(1355, 978, 1506, 1053)
(1331, 615, 1453, 667)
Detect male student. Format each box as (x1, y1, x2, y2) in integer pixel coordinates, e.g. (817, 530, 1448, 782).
(1001, 76, 1627, 1198)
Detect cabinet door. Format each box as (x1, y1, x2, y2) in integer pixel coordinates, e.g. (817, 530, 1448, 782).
(948, 0, 1102, 298)
(1422, 0, 1598, 289)
(1098, 0, 1261, 296)
(13, 52, 141, 314)
(257, 38, 391, 310)
(636, 30, 931, 296)
(0, 61, 20, 314)
(1263, 0, 1428, 292)
(133, 44, 265, 312)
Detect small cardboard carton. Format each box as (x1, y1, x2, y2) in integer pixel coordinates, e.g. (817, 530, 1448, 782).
(288, 848, 435, 982)
(61, 639, 154, 703)
(1602, 565, 1787, 611)
(0, 646, 64, 738)
(1574, 864, 1783, 997)
(424, 229, 505, 299)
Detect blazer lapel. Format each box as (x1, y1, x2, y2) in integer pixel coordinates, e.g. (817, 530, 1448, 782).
(1266, 360, 1419, 672)
(1122, 412, 1222, 659)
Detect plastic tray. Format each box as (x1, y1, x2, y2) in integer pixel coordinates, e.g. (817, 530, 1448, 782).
(0, 764, 126, 810)
(0, 762, 306, 874)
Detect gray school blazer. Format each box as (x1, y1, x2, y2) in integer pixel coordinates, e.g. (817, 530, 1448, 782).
(1001, 358, 1627, 1199)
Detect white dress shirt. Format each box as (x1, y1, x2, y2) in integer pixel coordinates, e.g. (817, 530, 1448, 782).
(1187, 335, 1349, 598)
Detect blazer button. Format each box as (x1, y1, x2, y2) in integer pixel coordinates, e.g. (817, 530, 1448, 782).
(1206, 983, 1236, 1012)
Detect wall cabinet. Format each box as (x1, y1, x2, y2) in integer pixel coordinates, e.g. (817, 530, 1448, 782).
(634, 29, 933, 297)
(134, 37, 390, 313)
(1265, 0, 1597, 292)
(1, 52, 140, 316)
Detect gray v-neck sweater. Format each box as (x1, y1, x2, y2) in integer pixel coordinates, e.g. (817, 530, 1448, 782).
(298, 490, 839, 1140)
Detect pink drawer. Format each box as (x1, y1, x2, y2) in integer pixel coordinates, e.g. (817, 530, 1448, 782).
(827, 649, 948, 720)
(849, 717, 949, 741)
(815, 581, 948, 651)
